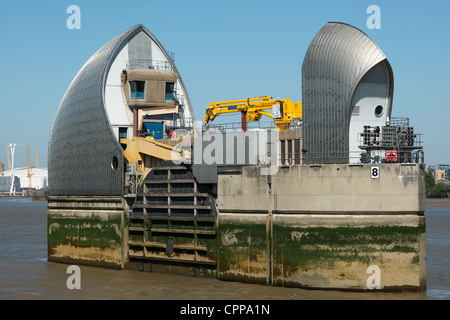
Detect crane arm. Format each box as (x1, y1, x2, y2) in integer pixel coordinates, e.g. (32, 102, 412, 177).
(204, 96, 302, 130)
(204, 97, 263, 125)
(204, 104, 246, 124)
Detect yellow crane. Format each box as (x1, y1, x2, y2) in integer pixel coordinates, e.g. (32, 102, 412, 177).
(204, 96, 302, 131)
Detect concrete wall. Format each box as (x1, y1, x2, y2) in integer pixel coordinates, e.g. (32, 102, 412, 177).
(45, 162, 426, 291)
(216, 163, 425, 214)
(47, 196, 128, 269)
(216, 163, 426, 291)
(218, 213, 426, 291)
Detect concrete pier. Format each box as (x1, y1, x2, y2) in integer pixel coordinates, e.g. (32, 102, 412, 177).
(47, 196, 128, 269)
(218, 213, 425, 291)
(216, 163, 426, 291)
(46, 163, 426, 291)
(216, 163, 425, 214)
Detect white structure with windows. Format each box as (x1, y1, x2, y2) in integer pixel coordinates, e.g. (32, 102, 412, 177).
(104, 25, 194, 142)
(1, 167, 48, 191)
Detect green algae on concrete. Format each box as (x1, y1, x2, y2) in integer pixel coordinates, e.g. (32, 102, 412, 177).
(47, 214, 124, 269)
(218, 222, 269, 284)
(47, 216, 122, 248)
(217, 214, 426, 291)
(272, 223, 425, 290)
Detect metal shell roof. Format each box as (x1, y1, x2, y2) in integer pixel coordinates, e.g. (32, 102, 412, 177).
(302, 22, 393, 163)
(48, 25, 193, 196)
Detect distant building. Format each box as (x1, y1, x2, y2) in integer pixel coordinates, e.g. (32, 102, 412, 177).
(433, 169, 446, 181)
(1, 167, 48, 191)
(0, 176, 20, 192)
(428, 164, 449, 181)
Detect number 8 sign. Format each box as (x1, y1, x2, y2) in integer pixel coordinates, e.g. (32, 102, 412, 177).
(371, 166, 380, 179)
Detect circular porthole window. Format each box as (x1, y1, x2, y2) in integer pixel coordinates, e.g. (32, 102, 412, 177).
(111, 156, 119, 170)
(374, 105, 384, 117)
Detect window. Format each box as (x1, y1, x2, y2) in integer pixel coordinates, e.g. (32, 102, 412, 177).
(130, 81, 145, 99)
(119, 127, 128, 139)
(374, 105, 384, 117)
(165, 82, 175, 100)
(111, 156, 119, 170)
(119, 127, 128, 150)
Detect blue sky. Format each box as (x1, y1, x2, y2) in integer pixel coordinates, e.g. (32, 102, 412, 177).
(0, 0, 449, 168)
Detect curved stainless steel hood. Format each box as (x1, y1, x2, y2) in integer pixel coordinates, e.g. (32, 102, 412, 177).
(302, 22, 394, 164)
(49, 25, 194, 196)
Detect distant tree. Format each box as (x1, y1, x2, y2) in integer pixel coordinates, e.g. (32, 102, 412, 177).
(425, 172, 435, 189)
(426, 175, 449, 198)
(435, 183, 448, 198)
(425, 172, 435, 197)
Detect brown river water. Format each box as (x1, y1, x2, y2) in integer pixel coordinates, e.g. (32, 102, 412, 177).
(0, 196, 448, 301)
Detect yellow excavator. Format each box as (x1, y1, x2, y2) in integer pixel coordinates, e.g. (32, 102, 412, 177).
(204, 96, 302, 131)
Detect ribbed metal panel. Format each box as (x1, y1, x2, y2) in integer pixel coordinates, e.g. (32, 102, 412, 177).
(139, 26, 194, 121)
(302, 22, 393, 163)
(128, 31, 152, 69)
(49, 25, 194, 196)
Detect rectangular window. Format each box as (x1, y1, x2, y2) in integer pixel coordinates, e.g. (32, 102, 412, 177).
(165, 82, 175, 100)
(119, 127, 128, 140)
(130, 81, 145, 99)
(119, 127, 128, 150)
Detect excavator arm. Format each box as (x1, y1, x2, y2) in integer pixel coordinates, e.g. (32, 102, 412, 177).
(121, 136, 190, 179)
